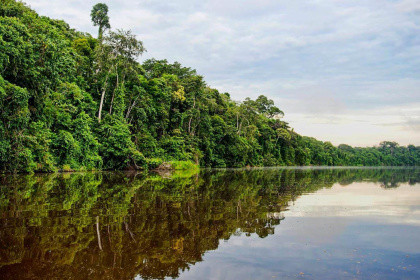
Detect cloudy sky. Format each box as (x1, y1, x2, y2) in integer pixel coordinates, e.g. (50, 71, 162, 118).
(25, 0, 420, 146)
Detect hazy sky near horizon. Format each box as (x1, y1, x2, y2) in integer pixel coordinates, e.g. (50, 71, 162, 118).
(25, 0, 420, 146)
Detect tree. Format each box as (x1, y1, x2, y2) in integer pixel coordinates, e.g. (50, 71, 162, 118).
(379, 141, 398, 155)
(95, 29, 145, 122)
(255, 95, 284, 118)
(91, 3, 110, 39)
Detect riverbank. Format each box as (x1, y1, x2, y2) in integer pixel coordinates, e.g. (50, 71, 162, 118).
(1, 1, 419, 174)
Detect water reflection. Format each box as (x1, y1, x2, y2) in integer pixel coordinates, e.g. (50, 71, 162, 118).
(0, 168, 419, 279)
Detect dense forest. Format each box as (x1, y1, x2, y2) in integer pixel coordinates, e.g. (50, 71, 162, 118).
(0, 0, 419, 173)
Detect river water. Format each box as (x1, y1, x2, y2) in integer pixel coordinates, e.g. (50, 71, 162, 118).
(0, 167, 419, 279)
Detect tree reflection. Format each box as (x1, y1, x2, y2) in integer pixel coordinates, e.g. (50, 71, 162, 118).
(0, 168, 418, 279)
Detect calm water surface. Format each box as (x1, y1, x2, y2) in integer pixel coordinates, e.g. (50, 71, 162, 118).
(0, 167, 419, 279)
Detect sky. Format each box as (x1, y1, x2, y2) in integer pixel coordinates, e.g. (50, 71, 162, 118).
(24, 0, 420, 146)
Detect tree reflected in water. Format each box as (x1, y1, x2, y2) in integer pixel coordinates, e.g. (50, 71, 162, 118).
(0, 168, 418, 279)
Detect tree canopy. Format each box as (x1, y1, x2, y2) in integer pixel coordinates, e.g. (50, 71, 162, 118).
(90, 3, 110, 39)
(0, 0, 419, 173)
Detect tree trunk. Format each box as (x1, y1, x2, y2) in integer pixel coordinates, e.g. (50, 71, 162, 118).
(109, 71, 119, 115)
(126, 95, 140, 119)
(98, 70, 111, 123)
(238, 121, 242, 135)
(188, 98, 196, 135)
(96, 216, 102, 250)
(236, 113, 239, 130)
(188, 117, 193, 135)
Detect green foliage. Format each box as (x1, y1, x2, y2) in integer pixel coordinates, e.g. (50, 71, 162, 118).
(0, 0, 419, 173)
(90, 3, 110, 38)
(97, 115, 146, 169)
(170, 160, 199, 170)
(146, 157, 163, 169)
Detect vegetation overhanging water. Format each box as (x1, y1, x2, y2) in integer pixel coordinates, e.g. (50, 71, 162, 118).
(0, 1, 419, 174)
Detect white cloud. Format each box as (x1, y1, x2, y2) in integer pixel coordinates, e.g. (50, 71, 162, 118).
(24, 0, 420, 146)
(395, 0, 420, 13)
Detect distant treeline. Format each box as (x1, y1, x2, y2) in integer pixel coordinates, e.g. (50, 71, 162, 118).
(0, 0, 419, 172)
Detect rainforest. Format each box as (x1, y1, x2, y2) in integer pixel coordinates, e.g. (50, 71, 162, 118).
(0, 0, 419, 173)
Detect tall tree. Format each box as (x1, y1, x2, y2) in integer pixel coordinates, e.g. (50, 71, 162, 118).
(95, 29, 145, 122)
(91, 3, 110, 39)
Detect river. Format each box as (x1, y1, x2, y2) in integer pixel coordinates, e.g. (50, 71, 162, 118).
(0, 167, 419, 279)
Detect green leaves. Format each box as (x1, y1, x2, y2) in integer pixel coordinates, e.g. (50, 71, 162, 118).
(91, 3, 110, 38)
(97, 115, 145, 169)
(0, 0, 418, 173)
(0, 17, 32, 80)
